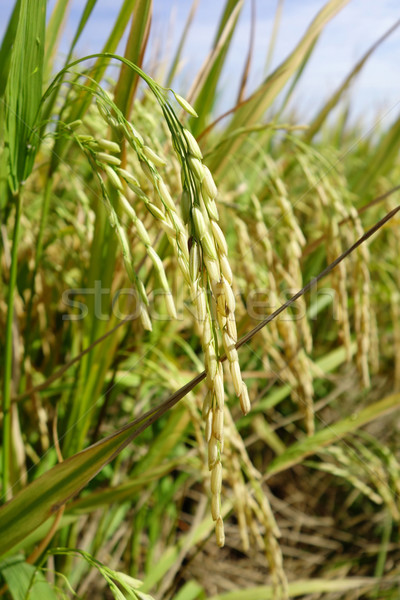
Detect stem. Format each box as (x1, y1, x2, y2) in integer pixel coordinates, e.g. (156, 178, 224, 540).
(2, 191, 22, 501)
(24, 171, 53, 357)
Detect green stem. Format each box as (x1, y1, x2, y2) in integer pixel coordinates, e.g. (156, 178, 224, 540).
(2, 191, 22, 501)
(24, 171, 53, 357)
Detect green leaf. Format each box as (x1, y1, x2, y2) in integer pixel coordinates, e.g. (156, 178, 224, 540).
(266, 393, 400, 477)
(0, 555, 58, 600)
(209, 0, 350, 175)
(0, 0, 21, 98)
(189, 0, 244, 136)
(68, 460, 181, 513)
(65, 0, 99, 62)
(114, 0, 152, 117)
(0, 365, 200, 558)
(44, 0, 71, 79)
(173, 581, 205, 600)
(0, 407, 161, 556)
(5, 0, 46, 191)
(353, 113, 400, 196)
(165, 0, 200, 88)
(304, 18, 400, 142)
(207, 578, 377, 599)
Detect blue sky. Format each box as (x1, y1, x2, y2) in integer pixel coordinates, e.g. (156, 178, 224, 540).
(2, 1, 400, 129)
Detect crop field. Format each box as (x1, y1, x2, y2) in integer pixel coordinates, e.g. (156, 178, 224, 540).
(1, 1, 400, 598)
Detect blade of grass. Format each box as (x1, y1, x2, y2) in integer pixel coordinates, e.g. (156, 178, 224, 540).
(65, 0, 98, 62)
(208, 0, 350, 175)
(1, 516, 78, 559)
(2, 193, 22, 501)
(275, 37, 319, 121)
(4, 0, 46, 190)
(44, 0, 71, 81)
(187, 0, 244, 135)
(207, 578, 377, 599)
(264, 0, 284, 76)
(353, 113, 400, 195)
(0, 0, 21, 98)
(304, 18, 400, 142)
(0, 380, 196, 557)
(113, 0, 153, 118)
(165, 0, 200, 88)
(40, 0, 98, 128)
(266, 393, 400, 478)
(173, 581, 204, 600)
(373, 515, 392, 597)
(68, 460, 182, 513)
(236, 0, 255, 104)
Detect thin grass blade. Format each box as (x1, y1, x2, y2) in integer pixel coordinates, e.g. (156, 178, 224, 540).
(304, 18, 400, 141)
(266, 393, 400, 477)
(209, 0, 350, 174)
(165, 0, 200, 87)
(0, 401, 170, 556)
(44, 0, 71, 80)
(207, 578, 378, 599)
(188, 0, 244, 135)
(0, 0, 21, 98)
(113, 0, 152, 117)
(353, 114, 400, 195)
(236, 0, 255, 104)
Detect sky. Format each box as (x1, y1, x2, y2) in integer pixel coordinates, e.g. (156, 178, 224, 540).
(2, 0, 400, 130)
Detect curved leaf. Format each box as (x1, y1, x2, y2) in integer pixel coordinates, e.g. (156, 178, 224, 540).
(0, 385, 188, 557)
(266, 393, 400, 478)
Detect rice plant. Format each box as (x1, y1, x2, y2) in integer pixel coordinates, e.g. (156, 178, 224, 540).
(1, 1, 400, 598)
